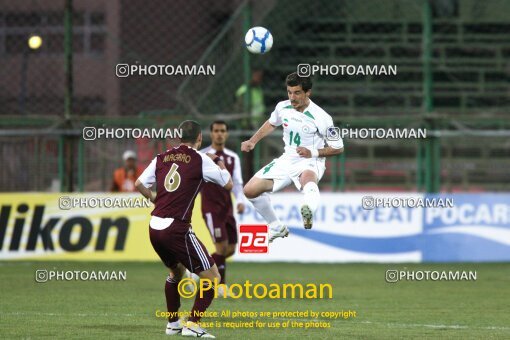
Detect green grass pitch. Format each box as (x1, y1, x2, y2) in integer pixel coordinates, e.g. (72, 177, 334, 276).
(1, 262, 509, 339)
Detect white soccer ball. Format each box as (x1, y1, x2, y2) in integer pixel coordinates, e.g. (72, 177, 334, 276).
(244, 26, 273, 54)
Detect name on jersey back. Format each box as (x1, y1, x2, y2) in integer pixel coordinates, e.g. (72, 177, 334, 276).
(163, 153, 191, 163)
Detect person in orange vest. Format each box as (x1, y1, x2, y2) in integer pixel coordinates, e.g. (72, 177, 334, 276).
(111, 150, 143, 192)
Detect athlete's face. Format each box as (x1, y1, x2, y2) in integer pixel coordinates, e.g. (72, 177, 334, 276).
(210, 123, 228, 147)
(287, 85, 310, 112)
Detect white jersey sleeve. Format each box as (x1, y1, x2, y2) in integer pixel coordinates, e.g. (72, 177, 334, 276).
(318, 113, 344, 149)
(268, 101, 287, 126)
(137, 157, 157, 188)
(232, 154, 247, 204)
(199, 153, 231, 187)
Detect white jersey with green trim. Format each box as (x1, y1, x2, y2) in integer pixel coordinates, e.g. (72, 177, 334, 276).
(268, 99, 341, 159)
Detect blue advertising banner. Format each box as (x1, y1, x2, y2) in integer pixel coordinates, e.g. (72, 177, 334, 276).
(235, 193, 510, 263)
(422, 194, 510, 262)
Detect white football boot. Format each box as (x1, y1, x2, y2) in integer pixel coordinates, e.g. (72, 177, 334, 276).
(182, 321, 215, 338)
(268, 224, 289, 243)
(165, 319, 183, 335)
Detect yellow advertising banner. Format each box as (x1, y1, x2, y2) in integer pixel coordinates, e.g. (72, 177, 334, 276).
(0, 193, 215, 260)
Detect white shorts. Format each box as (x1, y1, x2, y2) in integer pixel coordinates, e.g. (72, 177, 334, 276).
(254, 154, 326, 192)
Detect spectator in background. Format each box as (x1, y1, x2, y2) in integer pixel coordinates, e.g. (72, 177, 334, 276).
(111, 150, 143, 192)
(235, 69, 266, 129)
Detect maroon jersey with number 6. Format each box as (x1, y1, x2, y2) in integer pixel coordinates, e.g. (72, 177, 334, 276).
(137, 145, 231, 223)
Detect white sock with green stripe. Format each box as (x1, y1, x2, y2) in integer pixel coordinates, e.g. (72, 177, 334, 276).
(302, 182, 320, 213)
(248, 193, 281, 226)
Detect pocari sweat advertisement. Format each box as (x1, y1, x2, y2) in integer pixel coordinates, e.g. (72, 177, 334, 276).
(234, 193, 510, 263)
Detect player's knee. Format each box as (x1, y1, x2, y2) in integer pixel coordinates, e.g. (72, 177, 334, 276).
(243, 185, 256, 199)
(300, 171, 318, 186)
(215, 242, 228, 256)
(199, 266, 221, 282)
(169, 264, 185, 281)
(227, 245, 236, 257)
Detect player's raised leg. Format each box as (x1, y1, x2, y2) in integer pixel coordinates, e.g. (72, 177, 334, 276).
(299, 170, 320, 229)
(243, 176, 289, 242)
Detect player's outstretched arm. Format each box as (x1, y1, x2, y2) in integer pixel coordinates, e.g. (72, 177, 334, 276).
(241, 120, 276, 152)
(318, 146, 344, 157)
(296, 146, 344, 158)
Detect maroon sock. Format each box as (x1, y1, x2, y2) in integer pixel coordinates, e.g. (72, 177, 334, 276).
(189, 282, 215, 323)
(165, 276, 180, 322)
(212, 253, 226, 284)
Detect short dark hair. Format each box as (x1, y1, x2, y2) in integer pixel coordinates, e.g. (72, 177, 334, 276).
(286, 72, 312, 92)
(178, 120, 201, 143)
(210, 120, 229, 131)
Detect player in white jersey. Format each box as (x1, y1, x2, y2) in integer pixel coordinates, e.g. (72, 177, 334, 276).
(241, 72, 344, 242)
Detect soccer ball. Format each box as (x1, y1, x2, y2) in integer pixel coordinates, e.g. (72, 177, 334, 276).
(244, 26, 273, 54)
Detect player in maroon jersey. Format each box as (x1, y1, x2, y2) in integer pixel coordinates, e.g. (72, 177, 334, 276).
(200, 120, 247, 291)
(135, 120, 232, 338)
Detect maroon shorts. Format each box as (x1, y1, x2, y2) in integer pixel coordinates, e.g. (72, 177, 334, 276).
(149, 220, 214, 274)
(202, 212, 238, 244)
